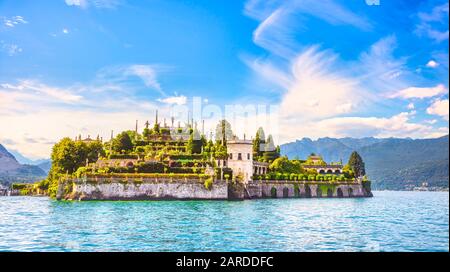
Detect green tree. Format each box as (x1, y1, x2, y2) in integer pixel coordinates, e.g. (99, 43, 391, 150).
(125, 130, 140, 144)
(347, 151, 366, 178)
(51, 137, 81, 174)
(213, 142, 228, 159)
(85, 141, 105, 162)
(142, 127, 151, 140)
(186, 129, 204, 154)
(269, 156, 304, 174)
(112, 132, 133, 153)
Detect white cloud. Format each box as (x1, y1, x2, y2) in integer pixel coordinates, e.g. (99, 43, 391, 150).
(245, 0, 371, 58)
(357, 35, 408, 95)
(1, 42, 22, 56)
(242, 1, 446, 143)
(247, 46, 362, 121)
(407, 102, 415, 110)
(96, 64, 168, 95)
(279, 112, 448, 142)
(126, 65, 163, 93)
(388, 84, 447, 99)
(62, 28, 69, 34)
(0, 81, 166, 158)
(3, 16, 28, 27)
(426, 60, 439, 68)
(427, 99, 449, 120)
(0, 62, 175, 157)
(243, 57, 292, 89)
(65, 0, 121, 9)
(415, 3, 449, 42)
(157, 95, 187, 105)
(65, 0, 88, 8)
(1, 80, 83, 104)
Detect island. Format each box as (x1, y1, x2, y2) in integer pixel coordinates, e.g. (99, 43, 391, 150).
(19, 113, 372, 200)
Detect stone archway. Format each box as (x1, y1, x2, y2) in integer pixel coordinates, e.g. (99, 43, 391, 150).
(283, 187, 289, 198)
(327, 188, 333, 197)
(294, 186, 300, 197)
(319, 169, 325, 174)
(348, 187, 354, 197)
(326, 169, 333, 174)
(271, 187, 277, 198)
(316, 187, 322, 197)
(337, 188, 344, 198)
(305, 185, 312, 198)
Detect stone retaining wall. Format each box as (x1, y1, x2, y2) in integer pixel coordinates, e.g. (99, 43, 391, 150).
(246, 181, 371, 198)
(60, 176, 372, 200)
(64, 177, 228, 200)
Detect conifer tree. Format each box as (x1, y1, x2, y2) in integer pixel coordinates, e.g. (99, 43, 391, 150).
(348, 151, 366, 178)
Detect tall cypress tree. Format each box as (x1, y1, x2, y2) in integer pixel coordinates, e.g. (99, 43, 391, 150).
(348, 151, 366, 178)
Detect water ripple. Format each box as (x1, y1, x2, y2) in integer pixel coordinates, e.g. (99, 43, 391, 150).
(0, 191, 448, 252)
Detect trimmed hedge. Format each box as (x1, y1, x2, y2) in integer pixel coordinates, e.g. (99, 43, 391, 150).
(252, 173, 356, 182)
(108, 154, 139, 159)
(168, 154, 204, 160)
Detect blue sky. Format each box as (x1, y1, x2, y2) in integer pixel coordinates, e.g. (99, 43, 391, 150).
(0, 0, 449, 158)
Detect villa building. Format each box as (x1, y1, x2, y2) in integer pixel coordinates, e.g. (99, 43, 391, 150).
(225, 139, 269, 183)
(302, 155, 343, 174)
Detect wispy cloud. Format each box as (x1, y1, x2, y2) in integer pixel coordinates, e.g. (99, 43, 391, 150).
(245, 0, 371, 58)
(2, 15, 28, 28)
(157, 95, 187, 105)
(415, 2, 449, 42)
(278, 46, 361, 120)
(0, 67, 175, 157)
(280, 111, 449, 142)
(95, 64, 169, 95)
(0, 42, 22, 56)
(126, 65, 164, 94)
(65, 0, 122, 9)
(242, 1, 447, 142)
(388, 84, 447, 99)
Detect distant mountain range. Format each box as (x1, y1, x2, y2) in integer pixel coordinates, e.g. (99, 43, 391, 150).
(0, 144, 48, 186)
(281, 135, 449, 190)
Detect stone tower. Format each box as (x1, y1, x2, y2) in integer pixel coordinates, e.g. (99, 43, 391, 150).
(227, 139, 253, 183)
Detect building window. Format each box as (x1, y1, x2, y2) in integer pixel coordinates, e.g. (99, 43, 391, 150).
(217, 160, 221, 167)
(238, 153, 242, 160)
(229, 153, 233, 160)
(247, 153, 250, 160)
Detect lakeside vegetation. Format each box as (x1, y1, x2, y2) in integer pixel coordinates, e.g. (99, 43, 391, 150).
(25, 119, 367, 198)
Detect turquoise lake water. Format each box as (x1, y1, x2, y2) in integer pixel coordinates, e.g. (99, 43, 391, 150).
(0, 191, 448, 252)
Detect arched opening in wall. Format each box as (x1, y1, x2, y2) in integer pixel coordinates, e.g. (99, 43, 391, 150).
(271, 187, 277, 198)
(348, 188, 353, 197)
(305, 186, 311, 198)
(337, 188, 344, 198)
(326, 169, 333, 174)
(126, 161, 134, 168)
(319, 170, 325, 174)
(327, 188, 333, 197)
(283, 187, 289, 198)
(295, 186, 300, 197)
(316, 187, 322, 198)
(335, 170, 341, 174)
